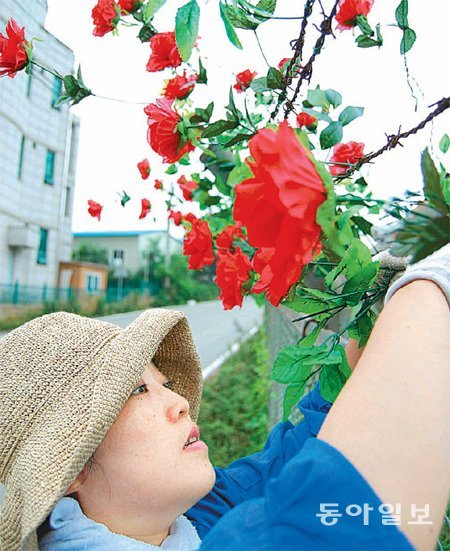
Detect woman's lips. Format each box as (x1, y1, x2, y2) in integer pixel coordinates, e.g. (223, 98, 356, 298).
(183, 440, 208, 452)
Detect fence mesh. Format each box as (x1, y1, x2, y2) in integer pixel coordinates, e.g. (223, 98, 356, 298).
(264, 301, 351, 429)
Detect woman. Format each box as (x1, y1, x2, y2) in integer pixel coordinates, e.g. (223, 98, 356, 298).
(0, 245, 448, 551)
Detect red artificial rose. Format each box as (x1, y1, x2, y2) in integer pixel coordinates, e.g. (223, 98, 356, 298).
(277, 57, 291, 70)
(216, 223, 244, 249)
(139, 198, 151, 219)
(144, 98, 195, 164)
(0, 18, 29, 78)
(137, 159, 150, 180)
(169, 209, 183, 226)
(233, 69, 257, 93)
(215, 247, 252, 310)
(233, 121, 326, 306)
(87, 200, 102, 221)
(154, 179, 163, 190)
(163, 71, 197, 100)
(329, 141, 365, 176)
(335, 0, 374, 31)
(177, 175, 198, 201)
(183, 217, 214, 270)
(146, 32, 182, 72)
(92, 0, 120, 37)
(296, 112, 317, 129)
(118, 0, 138, 12)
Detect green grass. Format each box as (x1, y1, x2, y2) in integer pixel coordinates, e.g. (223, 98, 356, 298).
(198, 328, 271, 468)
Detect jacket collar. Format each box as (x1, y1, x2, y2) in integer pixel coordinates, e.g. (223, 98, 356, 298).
(38, 496, 201, 550)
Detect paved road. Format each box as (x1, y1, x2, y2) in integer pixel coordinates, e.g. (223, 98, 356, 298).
(0, 298, 263, 509)
(95, 298, 263, 372)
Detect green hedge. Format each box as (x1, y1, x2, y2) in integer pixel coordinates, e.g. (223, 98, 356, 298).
(198, 328, 271, 468)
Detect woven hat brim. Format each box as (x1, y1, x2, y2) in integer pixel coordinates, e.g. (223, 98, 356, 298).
(1, 308, 203, 551)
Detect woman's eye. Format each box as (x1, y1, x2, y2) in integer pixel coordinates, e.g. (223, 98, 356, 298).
(163, 380, 174, 390)
(131, 384, 147, 396)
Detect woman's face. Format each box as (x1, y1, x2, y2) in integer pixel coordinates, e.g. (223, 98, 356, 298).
(65, 362, 215, 545)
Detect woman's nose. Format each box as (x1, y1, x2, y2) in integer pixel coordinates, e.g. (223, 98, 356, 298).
(166, 393, 190, 424)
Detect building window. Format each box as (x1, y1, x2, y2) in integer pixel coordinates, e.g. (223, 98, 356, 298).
(17, 135, 25, 179)
(26, 64, 33, 97)
(87, 273, 100, 292)
(37, 228, 48, 265)
(64, 186, 72, 217)
(51, 77, 63, 109)
(113, 250, 124, 262)
(44, 150, 55, 185)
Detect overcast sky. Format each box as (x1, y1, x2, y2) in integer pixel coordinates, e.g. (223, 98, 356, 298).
(44, 1, 449, 237)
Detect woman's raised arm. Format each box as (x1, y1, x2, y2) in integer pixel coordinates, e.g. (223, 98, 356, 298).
(318, 279, 450, 550)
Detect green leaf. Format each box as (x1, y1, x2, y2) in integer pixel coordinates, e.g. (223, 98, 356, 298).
(266, 67, 283, 90)
(325, 89, 342, 109)
(144, 0, 167, 22)
(439, 134, 450, 154)
(282, 383, 307, 421)
(341, 262, 379, 305)
(288, 288, 344, 315)
(250, 77, 270, 93)
(400, 27, 416, 54)
(138, 24, 156, 42)
(355, 14, 373, 36)
(255, 0, 277, 16)
(226, 87, 241, 119)
(272, 345, 327, 384)
(202, 119, 239, 139)
(224, 133, 254, 147)
(395, 0, 409, 29)
(219, 1, 243, 49)
(165, 164, 178, 175)
(306, 87, 330, 111)
(356, 34, 382, 48)
(422, 149, 448, 215)
(325, 238, 373, 287)
(224, 4, 258, 30)
(348, 309, 376, 347)
(339, 106, 364, 126)
(175, 0, 200, 62)
(320, 121, 343, 150)
(319, 345, 352, 403)
(226, 162, 253, 187)
(63, 75, 78, 95)
(351, 215, 373, 236)
(197, 57, 208, 84)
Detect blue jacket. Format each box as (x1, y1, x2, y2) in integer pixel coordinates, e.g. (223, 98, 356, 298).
(186, 381, 414, 550)
(39, 382, 414, 550)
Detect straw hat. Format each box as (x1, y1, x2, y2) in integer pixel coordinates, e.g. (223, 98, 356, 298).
(0, 308, 203, 551)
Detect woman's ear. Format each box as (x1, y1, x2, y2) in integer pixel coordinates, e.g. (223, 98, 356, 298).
(64, 473, 84, 496)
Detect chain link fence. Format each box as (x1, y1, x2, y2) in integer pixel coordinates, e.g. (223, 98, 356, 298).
(264, 299, 352, 429)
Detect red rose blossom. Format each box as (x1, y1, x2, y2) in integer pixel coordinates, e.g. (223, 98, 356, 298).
(146, 32, 182, 72)
(154, 179, 163, 190)
(216, 223, 244, 249)
(0, 18, 29, 78)
(144, 98, 195, 164)
(215, 247, 252, 310)
(277, 57, 291, 70)
(296, 112, 317, 129)
(177, 175, 198, 201)
(233, 121, 326, 306)
(87, 200, 102, 221)
(139, 198, 151, 219)
(335, 0, 374, 31)
(118, 0, 138, 12)
(233, 69, 257, 93)
(183, 217, 214, 270)
(163, 71, 197, 100)
(169, 209, 183, 226)
(92, 0, 120, 37)
(137, 159, 150, 180)
(329, 141, 365, 176)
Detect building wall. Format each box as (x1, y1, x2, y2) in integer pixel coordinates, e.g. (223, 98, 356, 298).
(0, 0, 79, 288)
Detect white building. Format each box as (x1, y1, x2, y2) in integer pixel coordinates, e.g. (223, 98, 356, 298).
(0, 0, 79, 291)
(73, 230, 183, 277)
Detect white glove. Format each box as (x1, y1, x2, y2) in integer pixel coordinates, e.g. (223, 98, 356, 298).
(382, 243, 450, 308)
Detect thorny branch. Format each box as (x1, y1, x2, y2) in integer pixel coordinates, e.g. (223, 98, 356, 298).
(334, 96, 450, 179)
